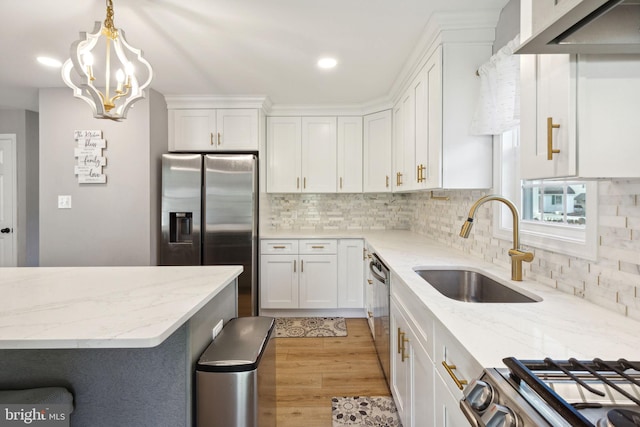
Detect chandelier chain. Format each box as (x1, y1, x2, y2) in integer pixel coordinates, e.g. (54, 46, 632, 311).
(103, 0, 118, 39)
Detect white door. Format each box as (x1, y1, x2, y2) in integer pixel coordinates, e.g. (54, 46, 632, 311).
(363, 110, 392, 193)
(298, 254, 338, 309)
(0, 134, 17, 267)
(301, 117, 337, 193)
(216, 109, 259, 151)
(260, 254, 299, 308)
(266, 117, 302, 193)
(336, 117, 363, 193)
(169, 109, 217, 151)
(337, 239, 364, 308)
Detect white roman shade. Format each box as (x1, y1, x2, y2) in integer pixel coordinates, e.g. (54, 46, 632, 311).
(470, 35, 520, 135)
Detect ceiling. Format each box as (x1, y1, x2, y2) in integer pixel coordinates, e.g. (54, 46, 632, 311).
(0, 0, 509, 111)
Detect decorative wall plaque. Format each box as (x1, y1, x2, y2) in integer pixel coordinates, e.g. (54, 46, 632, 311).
(74, 130, 106, 183)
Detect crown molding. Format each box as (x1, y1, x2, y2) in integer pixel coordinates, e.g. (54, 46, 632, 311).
(164, 95, 271, 111)
(267, 95, 393, 117)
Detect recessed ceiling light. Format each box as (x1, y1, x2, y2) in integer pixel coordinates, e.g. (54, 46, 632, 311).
(37, 56, 62, 68)
(317, 57, 338, 69)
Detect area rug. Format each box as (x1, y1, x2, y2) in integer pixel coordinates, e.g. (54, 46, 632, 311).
(331, 396, 402, 426)
(274, 317, 347, 337)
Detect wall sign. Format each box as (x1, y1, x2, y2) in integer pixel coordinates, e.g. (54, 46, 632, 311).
(74, 130, 106, 183)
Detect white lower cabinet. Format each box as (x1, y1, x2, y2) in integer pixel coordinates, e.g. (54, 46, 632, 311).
(364, 243, 375, 336)
(260, 239, 364, 311)
(391, 297, 434, 427)
(391, 275, 479, 427)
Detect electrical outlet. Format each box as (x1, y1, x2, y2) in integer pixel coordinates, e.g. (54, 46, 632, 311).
(212, 319, 224, 340)
(58, 195, 72, 209)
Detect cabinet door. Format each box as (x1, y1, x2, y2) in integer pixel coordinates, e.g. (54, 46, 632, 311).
(392, 102, 404, 192)
(215, 109, 258, 151)
(434, 372, 469, 427)
(337, 239, 364, 309)
(266, 117, 302, 193)
(363, 110, 392, 193)
(299, 254, 338, 308)
(169, 109, 216, 151)
(413, 338, 435, 427)
(337, 117, 363, 193)
(390, 300, 412, 427)
(423, 46, 443, 189)
(521, 54, 577, 179)
(301, 117, 337, 193)
(260, 254, 299, 309)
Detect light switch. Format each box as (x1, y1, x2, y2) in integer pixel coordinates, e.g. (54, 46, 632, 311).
(58, 195, 72, 209)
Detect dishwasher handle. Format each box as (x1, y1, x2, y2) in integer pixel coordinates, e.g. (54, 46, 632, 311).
(369, 260, 388, 284)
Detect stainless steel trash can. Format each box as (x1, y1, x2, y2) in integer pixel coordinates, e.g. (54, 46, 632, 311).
(196, 316, 276, 427)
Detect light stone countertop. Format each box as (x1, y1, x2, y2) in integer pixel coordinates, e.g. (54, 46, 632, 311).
(262, 230, 640, 367)
(0, 265, 242, 350)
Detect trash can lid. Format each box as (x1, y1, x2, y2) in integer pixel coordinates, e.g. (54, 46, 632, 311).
(196, 316, 275, 373)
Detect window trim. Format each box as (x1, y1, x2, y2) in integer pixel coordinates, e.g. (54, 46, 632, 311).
(492, 130, 598, 261)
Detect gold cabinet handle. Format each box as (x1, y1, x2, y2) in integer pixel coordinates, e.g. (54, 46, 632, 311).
(363, 248, 366, 260)
(304, 177, 307, 189)
(301, 259, 304, 272)
(210, 132, 214, 145)
(311, 245, 325, 249)
(217, 132, 221, 146)
(547, 117, 561, 160)
(293, 260, 296, 273)
(340, 177, 343, 190)
(386, 175, 389, 188)
(297, 177, 300, 189)
(273, 245, 286, 249)
(401, 335, 410, 362)
(442, 361, 468, 390)
(417, 164, 426, 183)
(397, 328, 403, 354)
(417, 164, 421, 182)
(367, 279, 373, 285)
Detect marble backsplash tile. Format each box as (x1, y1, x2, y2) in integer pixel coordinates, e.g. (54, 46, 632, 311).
(261, 193, 411, 231)
(407, 180, 640, 321)
(261, 179, 640, 320)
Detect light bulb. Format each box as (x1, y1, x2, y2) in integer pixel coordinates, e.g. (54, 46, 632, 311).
(116, 69, 125, 82)
(83, 52, 94, 66)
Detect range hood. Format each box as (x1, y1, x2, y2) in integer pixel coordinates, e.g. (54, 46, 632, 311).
(516, 0, 640, 54)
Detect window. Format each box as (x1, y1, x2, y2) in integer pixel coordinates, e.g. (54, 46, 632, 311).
(493, 128, 597, 260)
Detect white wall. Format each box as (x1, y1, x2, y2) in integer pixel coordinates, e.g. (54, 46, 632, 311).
(38, 88, 166, 266)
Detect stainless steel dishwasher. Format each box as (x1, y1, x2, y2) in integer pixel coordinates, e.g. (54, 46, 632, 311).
(370, 253, 390, 386)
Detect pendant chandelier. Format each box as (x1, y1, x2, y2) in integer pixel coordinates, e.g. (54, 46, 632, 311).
(61, 0, 153, 121)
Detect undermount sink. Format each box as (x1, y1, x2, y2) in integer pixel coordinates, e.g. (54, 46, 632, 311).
(414, 269, 541, 303)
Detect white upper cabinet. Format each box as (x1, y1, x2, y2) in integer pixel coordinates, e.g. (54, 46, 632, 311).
(266, 117, 302, 192)
(267, 116, 338, 193)
(363, 110, 393, 193)
(169, 108, 259, 152)
(391, 42, 492, 192)
(337, 117, 363, 193)
(301, 117, 337, 193)
(520, 54, 576, 179)
(521, 53, 640, 179)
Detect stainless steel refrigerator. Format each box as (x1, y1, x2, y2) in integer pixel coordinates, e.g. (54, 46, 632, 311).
(160, 153, 258, 317)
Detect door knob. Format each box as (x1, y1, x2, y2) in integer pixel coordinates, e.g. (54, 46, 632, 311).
(1, 228, 11, 233)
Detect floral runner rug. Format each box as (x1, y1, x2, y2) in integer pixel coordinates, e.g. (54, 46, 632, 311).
(274, 317, 347, 337)
(331, 396, 402, 426)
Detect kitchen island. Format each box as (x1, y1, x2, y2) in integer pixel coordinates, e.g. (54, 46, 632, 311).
(0, 265, 241, 426)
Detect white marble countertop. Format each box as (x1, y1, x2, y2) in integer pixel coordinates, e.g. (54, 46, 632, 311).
(262, 230, 640, 366)
(0, 266, 242, 350)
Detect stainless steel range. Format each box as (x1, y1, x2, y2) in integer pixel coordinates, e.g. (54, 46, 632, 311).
(461, 357, 640, 427)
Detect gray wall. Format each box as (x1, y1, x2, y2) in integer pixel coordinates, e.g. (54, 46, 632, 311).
(38, 88, 166, 266)
(0, 109, 39, 266)
(494, 0, 520, 52)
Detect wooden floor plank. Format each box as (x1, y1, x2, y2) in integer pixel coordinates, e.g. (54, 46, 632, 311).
(275, 318, 390, 427)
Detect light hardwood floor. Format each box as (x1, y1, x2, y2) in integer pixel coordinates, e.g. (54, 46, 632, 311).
(275, 318, 390, 427)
